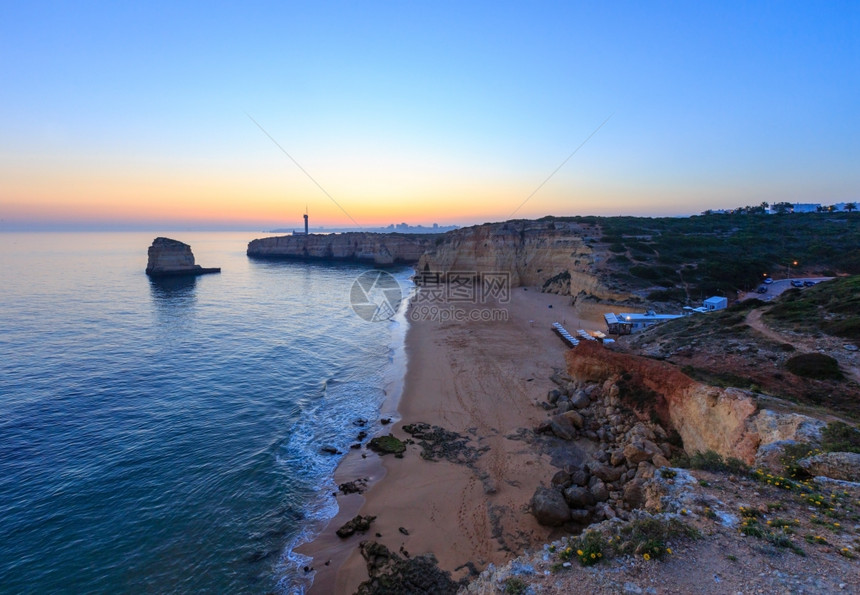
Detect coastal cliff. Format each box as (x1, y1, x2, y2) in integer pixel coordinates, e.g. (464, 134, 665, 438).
(246, 233, 434, 265)
(565, 341, 825, 465)
(419, 219, 630, 300)
(145, 237, 220, 277)
(246, 220, 632, 302)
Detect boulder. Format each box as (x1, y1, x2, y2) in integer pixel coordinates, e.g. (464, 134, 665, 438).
(570, 466, 590, 487)
(754, 440, 797, 474)
(636, 461, 656, 480)
(609, 447, 626, 467)
(595, 502, 617, 520)
(799, 452, 860, 482)
(623, 441, 652, 465)
(569, 509, 593, 524)
(145, 237, 220, 277)
(651, 454, 671, 468)
(531, 487, 570, 526)
(590, 463, 624, 483)
(549, 411, 583, 440)
(589, 479, 610, 502)
(755, 410, 825, 444)
(563, 485, 595, 508)
(570, 390, 591, 409)
(336, 515, 376, 538)
(551, 470, 573, 489)
(628, 422, 656, 442)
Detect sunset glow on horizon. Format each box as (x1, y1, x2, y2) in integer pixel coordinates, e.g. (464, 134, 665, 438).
(2, 2, 858, 231)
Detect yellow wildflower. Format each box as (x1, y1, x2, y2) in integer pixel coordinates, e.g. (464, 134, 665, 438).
(666, 548, 672, 554)
(577, 549, 583, 556)
(643, 553, 651, 561)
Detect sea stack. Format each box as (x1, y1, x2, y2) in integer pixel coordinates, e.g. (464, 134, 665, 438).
(145, 237, 221, 277)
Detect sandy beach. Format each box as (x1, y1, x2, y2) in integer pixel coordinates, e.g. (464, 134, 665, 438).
(299, 287, 610, 593)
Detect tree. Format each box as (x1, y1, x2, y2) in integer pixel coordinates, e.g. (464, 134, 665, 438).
(846, 202, 857, 212)
(772, 201, 793, 214)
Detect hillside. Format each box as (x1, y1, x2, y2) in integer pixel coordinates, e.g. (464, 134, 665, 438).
(624, 276, 860, 418)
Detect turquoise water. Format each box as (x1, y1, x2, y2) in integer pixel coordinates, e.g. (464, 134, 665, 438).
(0, 232, 411, 594)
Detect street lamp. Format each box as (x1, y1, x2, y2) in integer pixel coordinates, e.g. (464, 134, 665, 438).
(788, 260, 798, 281)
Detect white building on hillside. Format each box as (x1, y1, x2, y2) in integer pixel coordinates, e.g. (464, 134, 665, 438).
(703, 296, 728, 311)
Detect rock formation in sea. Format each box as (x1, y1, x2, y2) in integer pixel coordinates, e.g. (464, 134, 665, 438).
(246, 232, 434, 265)
(145, 237, 221, 277)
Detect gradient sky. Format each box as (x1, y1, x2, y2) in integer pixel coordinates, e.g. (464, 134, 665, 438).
(2, 1, 858, 230)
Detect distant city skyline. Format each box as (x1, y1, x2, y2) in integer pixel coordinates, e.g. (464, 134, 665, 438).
(2, 1, 858, 231)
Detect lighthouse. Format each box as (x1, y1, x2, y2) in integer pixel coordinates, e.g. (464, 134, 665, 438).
(303, 209, 309, 235)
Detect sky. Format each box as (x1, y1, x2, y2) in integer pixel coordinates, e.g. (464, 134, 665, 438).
(1, 1, 858, 230)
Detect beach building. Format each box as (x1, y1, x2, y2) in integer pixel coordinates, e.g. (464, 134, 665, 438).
(703, 296, 728, 311)
(605, 311, 682, 334)
(604, 313, 632, 335)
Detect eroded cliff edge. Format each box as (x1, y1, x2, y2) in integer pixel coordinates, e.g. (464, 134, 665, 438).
(247, 220, 632, 301)
(246, 233, 434, 265)
(418, 219, 628, 300)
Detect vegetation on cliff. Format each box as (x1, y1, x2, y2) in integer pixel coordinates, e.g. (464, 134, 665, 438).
(626, 277, 860, 417)
(764, 275, 860, 344)
(532, 212, 859, 301)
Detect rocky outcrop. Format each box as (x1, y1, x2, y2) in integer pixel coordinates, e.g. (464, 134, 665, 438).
(246, 233, 433, 265)
(145, 237, 220, 277)
(565, 341, 828, 466)
(355, 541, 463, 595)
(335, 514, 376, 538)
(417, 219, 627, 299)
(799, 452, 860, 482)
(566, 342, 761, 463)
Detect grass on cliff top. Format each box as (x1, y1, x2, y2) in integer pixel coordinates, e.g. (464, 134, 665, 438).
(535, 212, 860, 299)
(763, 276, 860, 345)
(636, 299, 760, 344)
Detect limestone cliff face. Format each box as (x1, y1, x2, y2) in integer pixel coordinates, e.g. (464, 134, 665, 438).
(246, 233, 433, 265)
(418, 220, 625, 299)
(145, 237, 220, 276)
(566, 342, 822, 465)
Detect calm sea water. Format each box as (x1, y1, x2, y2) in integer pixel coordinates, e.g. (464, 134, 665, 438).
(0, 232, 412, 594)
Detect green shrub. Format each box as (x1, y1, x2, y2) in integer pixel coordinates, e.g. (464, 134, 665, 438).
(822, 422, 860, 453)
(823, 317, 860, 343)
(630, 265, 661, 280)
(781, 442, 815, 478)
(647, 288, 686, 302)
(504, 577, 527, 595)
(786, 353, 843, 380)
(688, 450, 750, 474)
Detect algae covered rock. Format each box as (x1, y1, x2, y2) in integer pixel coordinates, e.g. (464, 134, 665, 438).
(368, 435, 406, 456)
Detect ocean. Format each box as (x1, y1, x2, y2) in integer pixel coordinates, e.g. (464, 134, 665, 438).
(0, 232, 412, 594)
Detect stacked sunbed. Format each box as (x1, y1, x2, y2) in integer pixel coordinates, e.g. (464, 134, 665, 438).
(552, 322, 579, 347)
(577, 329, 598, 341)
